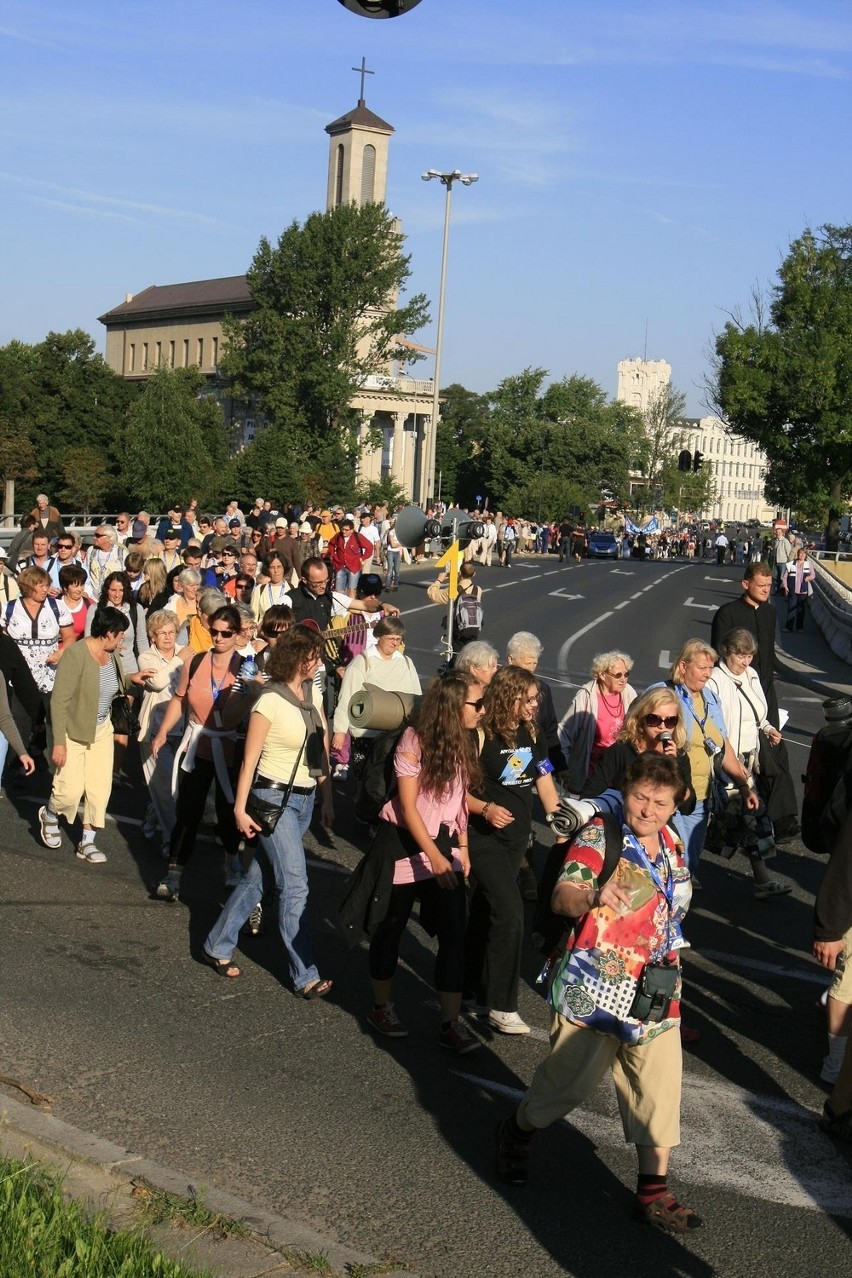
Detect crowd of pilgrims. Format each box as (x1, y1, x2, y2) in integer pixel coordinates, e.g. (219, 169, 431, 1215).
(1, 495, 846, 1236)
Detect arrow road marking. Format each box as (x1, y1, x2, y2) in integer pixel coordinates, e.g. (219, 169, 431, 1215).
(548, 589, 585, 599)
(684, 596, 717, 611)
(611, 569, 634, 575)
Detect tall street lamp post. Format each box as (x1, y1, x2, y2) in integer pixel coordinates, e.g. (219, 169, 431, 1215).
(420, 168, 478, 509)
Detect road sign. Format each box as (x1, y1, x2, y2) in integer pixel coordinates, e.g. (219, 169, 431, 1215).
(435, 539, 463, 598)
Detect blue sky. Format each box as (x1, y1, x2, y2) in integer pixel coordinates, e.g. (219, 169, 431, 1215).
(2, 0, 850, 415)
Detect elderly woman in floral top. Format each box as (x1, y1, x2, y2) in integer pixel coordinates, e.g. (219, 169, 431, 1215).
(496, 753, 702, 1235)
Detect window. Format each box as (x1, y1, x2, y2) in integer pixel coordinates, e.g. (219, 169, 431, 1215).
(212, 335, 219, 367)
(196, 337, 204, 367)
(169, 340, 175, 368)
(142, 342, 149, 370)
(128, 344, 135, 373)
(361, 144, 376, 204)
(335, 144, 344, 206)
(155, 341, 162, 367)
(183, 338, 189, 368)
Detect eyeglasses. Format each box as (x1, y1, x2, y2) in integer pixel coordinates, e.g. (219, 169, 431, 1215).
(210, 628, 235, 638)
(644, 714, 679, 729)
(465, 698, 485, 711)
(607, 671, 629, 679)
(57, 543, 75, 550)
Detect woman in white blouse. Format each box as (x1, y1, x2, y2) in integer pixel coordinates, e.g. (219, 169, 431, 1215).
(131, 609, 184, 857)
(706, 628, 791, 898)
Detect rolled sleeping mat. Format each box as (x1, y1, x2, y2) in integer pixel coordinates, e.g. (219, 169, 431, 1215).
(348, 684, 419, 732)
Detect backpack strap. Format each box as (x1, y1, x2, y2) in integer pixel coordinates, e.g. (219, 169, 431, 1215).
(597, 811, 625, 890)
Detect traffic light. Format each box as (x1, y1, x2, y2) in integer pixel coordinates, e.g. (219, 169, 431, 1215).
(336, 0, 424, 15)
(678, 449, 692, 472)
(692, 450, 703, 472)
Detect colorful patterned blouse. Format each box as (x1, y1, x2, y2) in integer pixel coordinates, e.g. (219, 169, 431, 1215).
(548, 817, 692, 1045)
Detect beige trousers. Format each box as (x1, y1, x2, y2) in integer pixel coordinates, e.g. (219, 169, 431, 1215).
(50, 718, 115, 829)
(518, 1012, 682, 1148)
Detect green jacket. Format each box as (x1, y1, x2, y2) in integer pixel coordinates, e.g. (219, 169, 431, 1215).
(49, 640, 127, 746)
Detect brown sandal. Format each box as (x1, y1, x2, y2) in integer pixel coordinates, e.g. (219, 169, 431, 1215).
(299, 977, 333, 1000)
(634, 1192, 703, 1233)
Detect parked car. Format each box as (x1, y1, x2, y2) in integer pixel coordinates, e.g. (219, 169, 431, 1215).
(586, 531, 618, 559)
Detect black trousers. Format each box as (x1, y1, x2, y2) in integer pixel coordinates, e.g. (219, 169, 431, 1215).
(368, 875, 466, 991)
(464, 835, 527, 1012)
(170, 756, 240, 867)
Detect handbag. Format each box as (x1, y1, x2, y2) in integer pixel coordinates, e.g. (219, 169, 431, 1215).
(110, 692, 140, 736)
(629, 962, 679, 1023)
(245, 730, 308, 837)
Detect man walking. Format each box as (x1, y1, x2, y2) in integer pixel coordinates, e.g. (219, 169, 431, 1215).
(771, 526, 794, 594)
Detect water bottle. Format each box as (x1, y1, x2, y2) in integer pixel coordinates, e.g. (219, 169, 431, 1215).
(239, 657, 259, 680)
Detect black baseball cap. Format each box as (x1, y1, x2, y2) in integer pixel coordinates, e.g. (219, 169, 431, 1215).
(357, 573, 383, 597)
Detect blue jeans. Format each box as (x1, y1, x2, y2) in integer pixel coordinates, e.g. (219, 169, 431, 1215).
(674, 799, 709, 875)
(384, 549, 400, 588)
(335, 567, 361, 593)
(0, 732, 9, 788)
(205, 788, 319, 991)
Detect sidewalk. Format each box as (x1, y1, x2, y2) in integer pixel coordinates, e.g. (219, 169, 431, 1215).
(774, 608, 852, 699)
(0, 1091, 416, 1277)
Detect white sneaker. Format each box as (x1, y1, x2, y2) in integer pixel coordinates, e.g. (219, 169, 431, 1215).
(76, 843, 107, 864)
(488, 1010, 531, 1035)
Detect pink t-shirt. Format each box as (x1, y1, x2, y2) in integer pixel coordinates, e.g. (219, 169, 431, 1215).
(379, 726, 468, 884)
(589, 693, 626, 774)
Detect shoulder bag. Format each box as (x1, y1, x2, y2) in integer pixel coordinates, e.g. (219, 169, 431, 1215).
(245, 728, 308, 837)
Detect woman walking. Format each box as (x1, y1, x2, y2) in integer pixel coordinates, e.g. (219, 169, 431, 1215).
(133, 609, 184, 859)
(37, 606, 130, 864)
(204, 626, 334, 996)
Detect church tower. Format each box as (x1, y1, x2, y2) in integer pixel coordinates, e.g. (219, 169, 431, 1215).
(325, 58, 394, 210)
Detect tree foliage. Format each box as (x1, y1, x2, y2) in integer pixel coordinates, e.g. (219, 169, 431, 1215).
(120, 366, 225, 511)
(712, 223, 852, 530)
(446, 368, 646, 519)
(0, 330, 135, 508)
(223, 201, 430, 502)
(58, 446, 111, 518)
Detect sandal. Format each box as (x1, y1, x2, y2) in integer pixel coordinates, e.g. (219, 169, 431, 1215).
(634, 1191, 703, 1233)
(299, 977, 333, 1000)
(202, 951, 241, 979)
(754, 880, 792, 899)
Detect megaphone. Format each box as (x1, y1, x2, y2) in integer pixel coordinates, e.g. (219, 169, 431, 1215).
(394, 505, 441, 549)
(394, 505, 485, 550)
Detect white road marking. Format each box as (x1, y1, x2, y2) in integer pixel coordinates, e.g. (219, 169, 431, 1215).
(704, 576, 737, 582)
(557, 612, 614, 673)
(453, 1070, 851, 1215)
(659, 649, 670, 667)
(524, 574, 542, 581)
(496, 581, 518, 588)
(684, 596, 717, 611)
(610, 569, 634, 575)
(694, 948, 824, 985)
(542, 571, 560, 576)
(548, 589, 585, 600)
(614, 601, 630, 610)
(630, 592, 643, 599)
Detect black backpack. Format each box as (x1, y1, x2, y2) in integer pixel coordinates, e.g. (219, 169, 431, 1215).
(355, 723, 411, 825)
(802, 723, 852, 854)
(533, 812, 624, 957)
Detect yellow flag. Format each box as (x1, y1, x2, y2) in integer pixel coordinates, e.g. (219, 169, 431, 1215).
(435, 539, 463, 598)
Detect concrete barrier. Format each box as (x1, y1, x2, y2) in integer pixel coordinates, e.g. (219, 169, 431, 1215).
(811, 559, 852, 666)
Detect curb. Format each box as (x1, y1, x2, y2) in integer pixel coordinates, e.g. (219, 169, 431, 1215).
(0, 1092, 417, 1277)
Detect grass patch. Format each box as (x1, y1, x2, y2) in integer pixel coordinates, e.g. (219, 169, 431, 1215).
(0, 1154, 211, 1277)
(348, 1263, 410, 1277)
(129, 1177, 250, 1240)
(282, 1248, 335, 1273)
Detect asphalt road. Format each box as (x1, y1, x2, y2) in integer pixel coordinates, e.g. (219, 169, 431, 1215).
(1, 553, 850, 1278)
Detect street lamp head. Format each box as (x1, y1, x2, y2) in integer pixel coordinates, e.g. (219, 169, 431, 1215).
(460, 174, 479, 185)
(421, 169, 442, 181)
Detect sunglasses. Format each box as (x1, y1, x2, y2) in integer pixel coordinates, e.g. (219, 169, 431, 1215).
(466, 698, 485, 711)
(644, 714, 679, 729)
(210, 628, 235, 638)
(58, 543, 75, 550)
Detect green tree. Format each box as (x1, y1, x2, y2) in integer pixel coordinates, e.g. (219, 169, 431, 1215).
(712, 224, 852, 541)
(436, 383, 490, 504)
(222, 201, 430, 489)
(0, 330, 135, 508)
(120, 366, 222, 511)
(58, 446, 111, 518)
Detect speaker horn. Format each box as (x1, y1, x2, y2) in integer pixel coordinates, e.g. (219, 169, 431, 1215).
(394, 505, 441, 549)
(442, 508, 485, 547)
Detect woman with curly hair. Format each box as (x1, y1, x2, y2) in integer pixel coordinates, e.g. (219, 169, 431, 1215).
(557, 650, 637, 793)
(463, 664, 566, 1035)
(355, 669, 486, 1053)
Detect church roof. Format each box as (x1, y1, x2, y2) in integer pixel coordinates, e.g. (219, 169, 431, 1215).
(98, 275, 253, 325)
(325, 101, 394, 137)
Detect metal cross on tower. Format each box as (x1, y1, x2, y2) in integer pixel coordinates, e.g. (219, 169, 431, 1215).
(351, 56, 374, 103)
